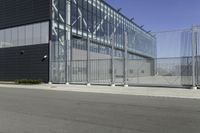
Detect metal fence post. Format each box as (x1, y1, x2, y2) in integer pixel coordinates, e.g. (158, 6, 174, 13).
(124, 32, 128, 87)
(65, 40, 69, 85)
(48, 41, 52, 84)
(69, 39, 73, 83)
(192, 25, 198, 89)
(111, 34, 115, 87)
(65, 1, 71, 85)
(87, 38, 91, 86)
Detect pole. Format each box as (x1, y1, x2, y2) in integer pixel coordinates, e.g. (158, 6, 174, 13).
(192, 25, 197, 89)
(87, 38, 91, 86)
(48, 41, 52, 84)
(65, 0, 71, 85)
(111, 34, 115, 87)
(65, 40, 69, 85)
(124, 32, 128, 87)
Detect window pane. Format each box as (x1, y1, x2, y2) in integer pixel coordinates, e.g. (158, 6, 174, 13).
(11, 27, 18, 46)
(25, 25, 33, 45)
(33, 23, 41, 44)
(0, 30, 4, 48)
(41, 22, 49, 44)
(18, 26, 25, 45)
(0, 21, 49, 48)
(5, 29, 12, 47)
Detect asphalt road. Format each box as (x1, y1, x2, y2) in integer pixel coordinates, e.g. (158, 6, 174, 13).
(0, 87, 200, 133)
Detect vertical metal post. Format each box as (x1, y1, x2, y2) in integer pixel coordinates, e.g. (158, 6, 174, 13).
(70, 39, 73, 83)
(65, 0, 71, 85)
(153, 38, 157, 76)
(192, 25, 197, 89)
(124, 32, 128, 87)
(87, 38, 91, 86)
(65, 40, 69, 85)
(48, 41, 52, 84)
(64, 1, 67, 85)
(111, 34, 115, 87)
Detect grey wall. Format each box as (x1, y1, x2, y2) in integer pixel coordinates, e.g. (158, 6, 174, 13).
(0, 44, 49, 82)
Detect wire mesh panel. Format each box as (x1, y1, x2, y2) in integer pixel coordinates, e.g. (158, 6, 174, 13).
(50, 61, 66, 83)
(180, 57, 193, 85)
(127, 58, 154, 83)
(127, 57, 192, 86)
(155, 29, 192, 58)
(49, 41, 67, 84)
(70, 60, 87, 83)
(147, 28, 194, 87)
(90, 59, 112, 84)
(114, 58, 124, 84)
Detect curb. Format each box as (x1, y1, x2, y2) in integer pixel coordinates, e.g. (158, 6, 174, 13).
(0, 84, 200, 100)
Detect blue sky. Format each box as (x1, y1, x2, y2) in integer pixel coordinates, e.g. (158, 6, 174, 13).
(106, 0, 200, 32)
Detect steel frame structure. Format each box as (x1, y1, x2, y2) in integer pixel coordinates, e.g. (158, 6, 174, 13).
(50, 0, 156, 85)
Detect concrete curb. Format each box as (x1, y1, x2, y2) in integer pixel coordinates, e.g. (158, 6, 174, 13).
(0, 81, 15, 84)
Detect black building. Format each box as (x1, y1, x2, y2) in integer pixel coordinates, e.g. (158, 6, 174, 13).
(0, 0, 156, 84)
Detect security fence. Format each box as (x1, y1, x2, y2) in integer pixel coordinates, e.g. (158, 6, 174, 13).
(50, 57, 193, 87)
(49, 25, 200, 88)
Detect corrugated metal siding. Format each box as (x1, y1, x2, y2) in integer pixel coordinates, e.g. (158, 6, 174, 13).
(0, 44, 49, 82)
(0, 0, 50, 29)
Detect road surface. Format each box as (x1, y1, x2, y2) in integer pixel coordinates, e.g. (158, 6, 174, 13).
(0, 87, 200, 133)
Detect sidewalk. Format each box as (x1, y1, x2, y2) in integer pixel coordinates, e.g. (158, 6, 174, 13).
(0, 83, 200, 99)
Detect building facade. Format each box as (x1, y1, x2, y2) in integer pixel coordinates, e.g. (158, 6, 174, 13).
(0, 0, 156, 84)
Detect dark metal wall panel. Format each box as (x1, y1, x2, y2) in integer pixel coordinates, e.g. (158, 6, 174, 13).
(0, 44, 49, 82)
(0, 0, 51, 29)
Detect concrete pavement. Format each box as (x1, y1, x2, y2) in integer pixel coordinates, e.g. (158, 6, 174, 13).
(0, 84, 200, 99)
